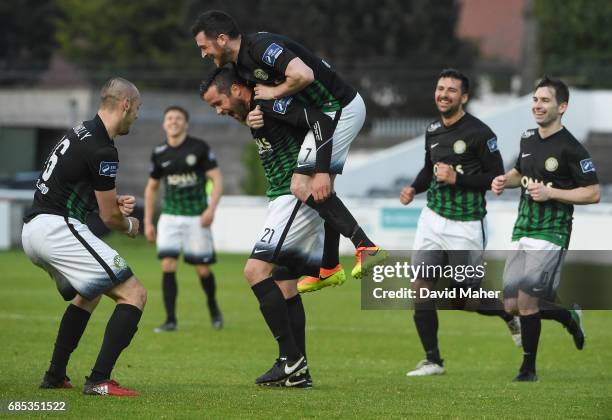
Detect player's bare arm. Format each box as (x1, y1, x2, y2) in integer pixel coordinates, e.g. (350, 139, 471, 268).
(530, 182, 600, 204)
(96, 189, 139, 237)
(201, 168, 223, 227)
(143, 177, 160, 241)
(254, 57, 314, 100)
(492, 168, 522, 195)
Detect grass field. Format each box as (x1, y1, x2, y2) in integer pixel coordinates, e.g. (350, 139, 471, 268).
(1, 234, 611, 419)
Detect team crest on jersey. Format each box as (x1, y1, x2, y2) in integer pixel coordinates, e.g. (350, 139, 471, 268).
(185, 154, 197, 166)
(113, 255, 128, 270)
(487, 137, 498, 152)
(545, 157, 559, 172)
(262, 43, 284, 66)
(254, 69, 269, 80)
(99, 161, 118, 177)
(427, 121, 442, 132)
(453, 140, 467, 154)
(272, 96, 293, 114)
(580, 158, 595, 173)
(521, 129, 536, 139)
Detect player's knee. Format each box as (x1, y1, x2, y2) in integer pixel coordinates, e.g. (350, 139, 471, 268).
(196, 265, 210, 277)
(73, 294, 101, 313)
(504, 301, 518, 315)
(110, 277, 147, 309)
(161, 258, 177, 272)
(243, 260, 272, 284)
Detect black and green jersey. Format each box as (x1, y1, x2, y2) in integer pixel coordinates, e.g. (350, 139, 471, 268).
(250, 94, 336, 199)
(411, 113, 504, 221)
(512, 127, 598, 247)
(24, 115, 118, 224)
(149, 136, 218, 216)
(235, 32, 357, 113)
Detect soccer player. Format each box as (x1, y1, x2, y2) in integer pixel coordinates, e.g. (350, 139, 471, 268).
(199, 66, 349, 387)
(399, 69, 520, 377)
(191, 10, 383, 292)
(144, 106, 224, 332)
(492, 76, 598, 382)
(21, 78, 145, 396)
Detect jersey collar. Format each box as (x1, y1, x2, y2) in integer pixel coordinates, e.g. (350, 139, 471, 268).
(93, 114, 113, 144)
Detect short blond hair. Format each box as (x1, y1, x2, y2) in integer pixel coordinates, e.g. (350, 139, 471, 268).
(100, 77, 139, 110)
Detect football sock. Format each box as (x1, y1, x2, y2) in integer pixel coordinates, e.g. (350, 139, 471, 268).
(539, 302, 574, 330)
(305, 193, 375, 248)
(414, 301, 442, 365)
(476, 298, 514, 322)
(519, 312, 541, 373)
(286, 294, 307, 359)
(48, 304, 91, 379)
(321, 222, 340, 269)
(251, 278, 300, 360)
(89, 304, 142, 382)
(200, 272, 220, 317)
(162, 272, 177, 324)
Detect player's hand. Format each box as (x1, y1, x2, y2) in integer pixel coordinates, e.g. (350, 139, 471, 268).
(400, 186, 416, 205)
(311, 173, 332, 203)
(144, 223, 156, 242)
(435, 163, 457, 184)
(125, 216, 140, 238)
(254, 84, 276, 101)
(491, 175, 506, 195)
(246, 105, 264, 129)
(527, 181, 551, 202)
(117, 195, 136, 216)
(201, 208, 215, 227)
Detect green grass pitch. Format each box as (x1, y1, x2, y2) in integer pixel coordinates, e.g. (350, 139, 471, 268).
(1, 234, 611, 419)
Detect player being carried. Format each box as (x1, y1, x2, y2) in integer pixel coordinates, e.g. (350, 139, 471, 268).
(492, 76, 598, 382)
(199, 66, 361, 387)
(191, 10, 383, 292)
(144, 106, 224, 332)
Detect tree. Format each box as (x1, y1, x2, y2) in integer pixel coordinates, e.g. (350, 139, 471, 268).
(535, 0, 612, 88)
(0, 1, 59, 85)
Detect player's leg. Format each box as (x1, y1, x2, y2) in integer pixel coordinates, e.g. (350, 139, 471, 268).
(244, 259, 306, 386)
(184, 216, 222, 329)
(514, 289, 540, 382)
(195, 263, 222, 329)
(445, 219, 521, 346)
(155, 214, 182, 332)
(84, 276, 147, 396)
(41, 293, 101, 389)
(155, 257, 178, 332)
(275, 275, 311, 388)
(540, 301, 584, 350)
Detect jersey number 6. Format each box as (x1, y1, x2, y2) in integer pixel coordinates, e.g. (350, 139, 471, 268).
(42, 138, 71, 181)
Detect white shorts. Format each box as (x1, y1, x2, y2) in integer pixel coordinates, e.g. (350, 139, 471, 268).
(157, 214, 216, 265)
(250, 195, 324, 277)
(503, 237, 565, 300)
(21, 214, 133, 300)
(295, 93, 366, 175)
(412, 207, 486, 283)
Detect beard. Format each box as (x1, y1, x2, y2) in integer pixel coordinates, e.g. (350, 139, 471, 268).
(228, 98, 250, 122)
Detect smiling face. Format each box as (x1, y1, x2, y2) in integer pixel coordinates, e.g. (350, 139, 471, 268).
(434, 77, 468, 117)
(202, 84, 249, 123)
(532, 86, 567, 127)
(163, 110, 188, 138)
(194, 31, 232, 67)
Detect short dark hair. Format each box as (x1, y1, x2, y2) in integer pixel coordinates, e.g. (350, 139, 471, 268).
(535, 75, 569, 104)
(200, 67, 245, 97)
(191, 10, 240, 39)
(163, 105, 189, 121)
(438, 68, 470, 95)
